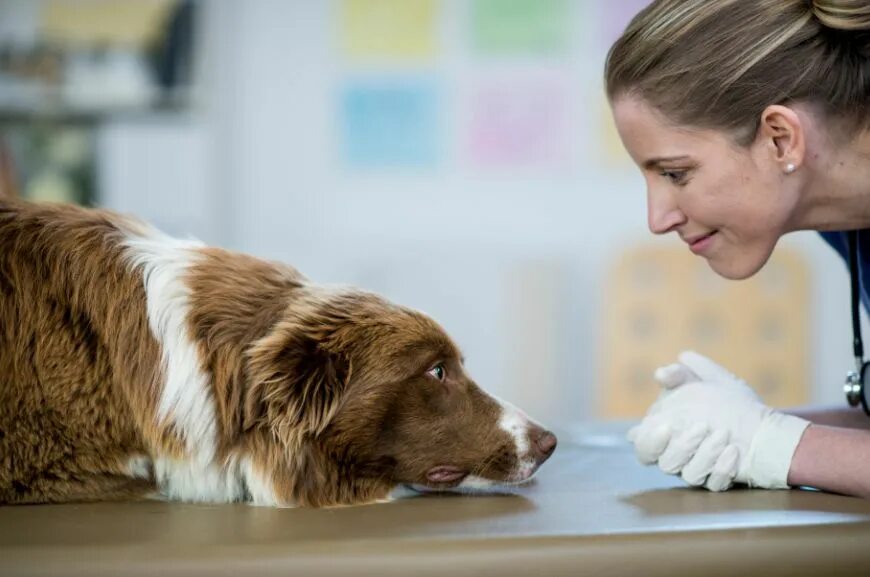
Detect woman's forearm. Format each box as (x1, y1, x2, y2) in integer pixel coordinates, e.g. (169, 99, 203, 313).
(788, 405, 870, 430)
(787, 424, 870, 497)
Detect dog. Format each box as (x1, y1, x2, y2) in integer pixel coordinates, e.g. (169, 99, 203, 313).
(0, 199, 557, 506)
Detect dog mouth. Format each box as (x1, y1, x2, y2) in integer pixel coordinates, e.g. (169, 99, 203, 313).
(405, 465, 474, 494)
(407, 462, 540, 494)
(404, 466, 467, 495)
(425, 465, 468, 485)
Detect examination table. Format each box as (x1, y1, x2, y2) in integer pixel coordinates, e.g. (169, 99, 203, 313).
(3, 423, 870, 577)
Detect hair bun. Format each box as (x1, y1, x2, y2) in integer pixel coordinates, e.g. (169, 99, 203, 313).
(811, 0, 870, 31)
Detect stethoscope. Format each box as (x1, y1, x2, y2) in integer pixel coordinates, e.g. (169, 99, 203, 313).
(843, 230, 870, 415)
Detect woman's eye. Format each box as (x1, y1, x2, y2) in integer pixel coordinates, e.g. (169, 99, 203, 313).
(427, 363, 446, 381)
(660, 169, 688, 185)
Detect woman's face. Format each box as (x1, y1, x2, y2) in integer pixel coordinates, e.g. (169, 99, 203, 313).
(611, 95, 799, 280)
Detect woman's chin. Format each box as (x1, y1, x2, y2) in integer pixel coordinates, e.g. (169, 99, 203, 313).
(706, 246, 773, 281)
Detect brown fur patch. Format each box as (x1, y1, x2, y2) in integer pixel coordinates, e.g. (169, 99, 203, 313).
(0, 200, 177, 503)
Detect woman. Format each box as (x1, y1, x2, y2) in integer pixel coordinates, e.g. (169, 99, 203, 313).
(606, 0, 870, 497)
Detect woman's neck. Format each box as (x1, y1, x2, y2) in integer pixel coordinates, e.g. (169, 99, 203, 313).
(796, 128, 870, 232)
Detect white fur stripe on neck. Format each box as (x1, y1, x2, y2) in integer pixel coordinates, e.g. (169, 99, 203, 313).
(122, 230, 217, 464)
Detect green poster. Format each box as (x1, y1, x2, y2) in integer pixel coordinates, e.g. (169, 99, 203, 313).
(471, 0, 570, 55)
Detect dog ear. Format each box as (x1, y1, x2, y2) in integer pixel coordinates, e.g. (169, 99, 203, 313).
(244, 322, 351, 442)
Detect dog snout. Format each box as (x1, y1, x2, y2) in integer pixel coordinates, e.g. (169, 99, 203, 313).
(529, 426, 557, 464)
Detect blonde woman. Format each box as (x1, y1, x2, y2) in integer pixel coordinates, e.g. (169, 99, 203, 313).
(607, 0, 870, 497)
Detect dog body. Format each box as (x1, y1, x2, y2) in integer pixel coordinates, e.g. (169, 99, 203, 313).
(0, 200, 556, 506)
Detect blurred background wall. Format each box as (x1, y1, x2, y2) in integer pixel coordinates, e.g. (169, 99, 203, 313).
(0, 0, 864, 429)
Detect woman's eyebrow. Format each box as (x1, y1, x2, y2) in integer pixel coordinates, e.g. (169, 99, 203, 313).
(643, 155, 690, 169)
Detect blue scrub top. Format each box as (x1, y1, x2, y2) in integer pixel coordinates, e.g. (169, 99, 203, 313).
(820, 231, 870, 310)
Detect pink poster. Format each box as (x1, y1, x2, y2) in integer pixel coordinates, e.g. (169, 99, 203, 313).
(466, 73, 573, 170)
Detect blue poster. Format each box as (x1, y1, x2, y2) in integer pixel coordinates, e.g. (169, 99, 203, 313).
(341, 79, 439, 168)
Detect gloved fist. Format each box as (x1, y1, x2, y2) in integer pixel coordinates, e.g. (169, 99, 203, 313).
(627, 351, 810, 491)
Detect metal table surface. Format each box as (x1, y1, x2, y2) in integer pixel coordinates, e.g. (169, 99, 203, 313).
(3, 423, 869, 576)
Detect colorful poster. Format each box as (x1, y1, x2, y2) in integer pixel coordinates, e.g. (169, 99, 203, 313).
(471, 0, 570, 55)
(341, 80, 439, 168)
(341, 0, 437, 60)
(466, 73, 573, 169)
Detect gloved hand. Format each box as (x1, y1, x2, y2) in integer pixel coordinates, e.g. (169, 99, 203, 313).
(627, 351, 810, 491)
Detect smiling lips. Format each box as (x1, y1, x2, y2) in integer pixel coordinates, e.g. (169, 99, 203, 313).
(685, 231, 717, 254)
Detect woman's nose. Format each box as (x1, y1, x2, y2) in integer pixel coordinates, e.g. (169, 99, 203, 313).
(647, 187, 686, 235)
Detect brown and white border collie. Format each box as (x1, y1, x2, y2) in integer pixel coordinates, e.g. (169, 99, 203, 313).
(0, 199, 556, 507)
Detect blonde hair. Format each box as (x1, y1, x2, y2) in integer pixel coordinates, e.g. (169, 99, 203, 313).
(605, 0, 870, 144)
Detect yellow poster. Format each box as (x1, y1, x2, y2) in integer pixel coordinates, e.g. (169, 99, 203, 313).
(341, 0, 437, 61)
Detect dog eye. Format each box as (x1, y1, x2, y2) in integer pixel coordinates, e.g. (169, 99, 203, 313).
(427, 363, 446, 381)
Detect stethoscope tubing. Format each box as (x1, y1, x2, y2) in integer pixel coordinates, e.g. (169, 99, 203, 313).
(846, 231, 870, 416)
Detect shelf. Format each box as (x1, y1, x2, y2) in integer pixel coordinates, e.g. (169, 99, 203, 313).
(0, 90, 193, 124)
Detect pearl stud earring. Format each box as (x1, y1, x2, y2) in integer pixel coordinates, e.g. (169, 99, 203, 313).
(785, 163, 796, 174)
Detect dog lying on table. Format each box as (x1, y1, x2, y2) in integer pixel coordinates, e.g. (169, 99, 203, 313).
(0, 199, 557, 507)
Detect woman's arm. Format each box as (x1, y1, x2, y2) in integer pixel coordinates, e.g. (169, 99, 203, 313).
(788, 405, 870, 430)
(788, 424, 870, 497)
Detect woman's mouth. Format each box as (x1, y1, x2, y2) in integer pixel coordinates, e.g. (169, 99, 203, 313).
(687, 231, 717, 254)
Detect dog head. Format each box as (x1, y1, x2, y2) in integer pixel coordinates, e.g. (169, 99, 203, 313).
(243, 288, 557, 506)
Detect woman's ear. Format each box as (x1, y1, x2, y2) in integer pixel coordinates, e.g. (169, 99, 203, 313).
(757, 104, 806, 171)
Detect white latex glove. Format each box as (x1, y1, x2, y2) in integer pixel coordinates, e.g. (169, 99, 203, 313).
(627, 351, 810, 491)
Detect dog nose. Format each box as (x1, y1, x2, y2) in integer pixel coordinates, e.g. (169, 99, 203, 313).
(537, 431, 557, 456)
(530, 427, 557, 463)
